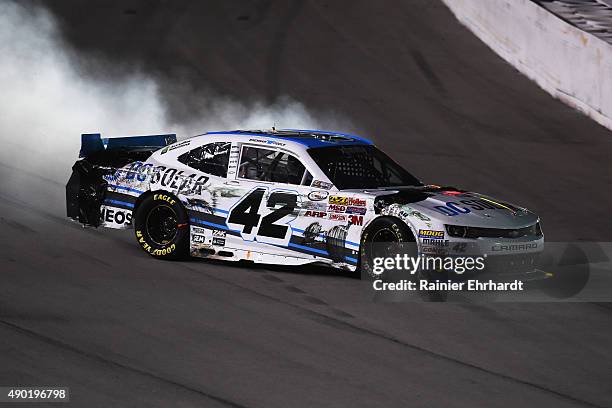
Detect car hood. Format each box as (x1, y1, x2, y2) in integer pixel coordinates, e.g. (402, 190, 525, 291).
(356, 187, 539, 229)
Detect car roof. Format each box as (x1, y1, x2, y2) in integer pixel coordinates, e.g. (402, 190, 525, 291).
(201, 129, 373, 148)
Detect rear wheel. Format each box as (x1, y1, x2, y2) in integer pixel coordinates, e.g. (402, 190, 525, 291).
(133, 193, 189, 259)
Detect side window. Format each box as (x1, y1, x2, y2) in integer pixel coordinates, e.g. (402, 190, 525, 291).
(238, 146, 307, 185)
(178, 142, 230, 177)
(302, 171, 313, 186)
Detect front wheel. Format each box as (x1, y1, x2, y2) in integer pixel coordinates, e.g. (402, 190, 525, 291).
(359, 217, 416, 280)
(133, 193, 189, 260)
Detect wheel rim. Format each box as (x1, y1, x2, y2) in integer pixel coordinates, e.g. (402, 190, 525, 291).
(368, 227, 400, 261)
(145, 205, 178, 245)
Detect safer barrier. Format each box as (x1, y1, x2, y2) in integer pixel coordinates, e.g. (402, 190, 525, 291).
(442, 0, 612, 131)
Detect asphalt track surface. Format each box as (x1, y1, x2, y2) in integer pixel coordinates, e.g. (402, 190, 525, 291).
(1, 1, 612, 407)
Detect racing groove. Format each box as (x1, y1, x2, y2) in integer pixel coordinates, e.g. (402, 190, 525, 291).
(1, 1, 612, 407)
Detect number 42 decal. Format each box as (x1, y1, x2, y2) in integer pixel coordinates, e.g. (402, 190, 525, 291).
(227, 187, 297, 245)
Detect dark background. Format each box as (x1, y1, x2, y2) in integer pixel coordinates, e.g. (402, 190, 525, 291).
(1, 1, 611, 407)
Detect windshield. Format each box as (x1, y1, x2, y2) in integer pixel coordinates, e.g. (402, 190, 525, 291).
(308, 145, 422, 190)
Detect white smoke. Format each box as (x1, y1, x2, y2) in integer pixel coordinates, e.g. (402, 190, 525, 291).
(0, 1, 338, 199)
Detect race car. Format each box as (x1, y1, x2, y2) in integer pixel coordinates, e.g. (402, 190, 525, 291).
(66, 129, 544, 278)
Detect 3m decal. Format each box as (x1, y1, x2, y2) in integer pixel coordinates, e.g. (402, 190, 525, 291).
(348, 215, 363, 226)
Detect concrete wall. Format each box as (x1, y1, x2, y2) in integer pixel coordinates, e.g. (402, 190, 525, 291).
(443, 0, 612, 131)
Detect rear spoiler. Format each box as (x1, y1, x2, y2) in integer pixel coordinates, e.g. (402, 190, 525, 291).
(79, 133, 177, 158)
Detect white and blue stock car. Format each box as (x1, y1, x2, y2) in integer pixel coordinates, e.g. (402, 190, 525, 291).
(66, 129, 544, 277)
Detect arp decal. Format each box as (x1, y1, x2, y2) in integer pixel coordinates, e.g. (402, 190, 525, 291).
(418, 229, 445, 239)
(304, 210, 327, 218)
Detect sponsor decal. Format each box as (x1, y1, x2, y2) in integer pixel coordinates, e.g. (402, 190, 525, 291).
(418, 229, 445, 239)
(422, 238, 450, 247)
(308, 190, 329, 201)
(329, 196, 348, 205)
(328, 213, 347, 222)
(348, 215, 363, 226)
(329, 196, 366, 207)
(192, 234, 207, 244)
(302, 201, 327, 211)
(304, 210, 327, 218)
(248, 138, 285, 146)
(212, 230, 226, 237)
(347, 197, 366, 207)
(153, 194, 176, 205)
(102, 208, 132, 226)
(311, 180, 333, 190)
(151, 167, 209, 195)
(432, 198, 525, 217)
(212, 237, 226, 246)
(345, 206, 366, 215)
(328, 204, 346, 213)
(491, 243, 538, 252)
(160, 140, 190, 154)
(399, 209, 431, 222)
(192, 226, 207, 234)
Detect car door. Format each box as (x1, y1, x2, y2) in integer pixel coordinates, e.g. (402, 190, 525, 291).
(224, 143, 313, 252)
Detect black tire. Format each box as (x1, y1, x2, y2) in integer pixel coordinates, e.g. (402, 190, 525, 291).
(133, 192, 189, 260)
(359, 217, 415, 280)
